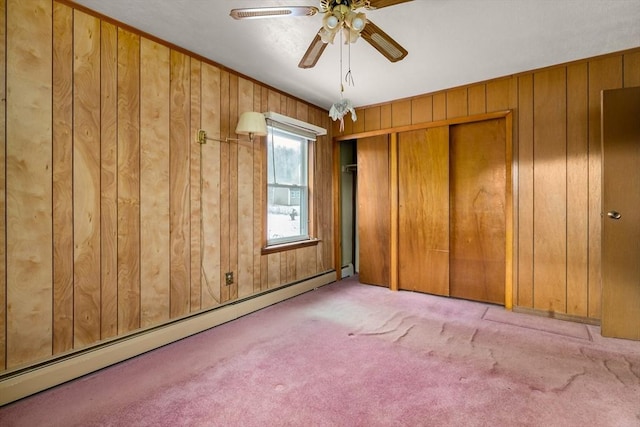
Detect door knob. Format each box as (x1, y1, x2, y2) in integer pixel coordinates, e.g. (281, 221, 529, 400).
(607, 211, 621, 220)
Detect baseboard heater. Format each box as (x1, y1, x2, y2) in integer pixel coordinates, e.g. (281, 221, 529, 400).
(0, 270, 337, 406)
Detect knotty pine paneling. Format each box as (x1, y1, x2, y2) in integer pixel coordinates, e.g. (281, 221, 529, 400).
(333, 47, 640, 321)
(6, 0, 53, 368)
(1, 0, 333, 372)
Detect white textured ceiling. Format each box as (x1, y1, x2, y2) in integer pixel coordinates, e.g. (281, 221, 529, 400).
(71, 0, 640, 110)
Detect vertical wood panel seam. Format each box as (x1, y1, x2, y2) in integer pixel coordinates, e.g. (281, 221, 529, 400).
(167, 48, 172, 316)
(93, 9, 98, 342)
(585, 63, 590, 317)
(565, 67, 569, 314)
(198, 60, 203, 305)
(114, 23, 119, 335)
(187, 55, 192, 312)
(514, 79, 519, 308)
(466, 87, 469, 117)
(2, 0, 6, 367)
(113, 23, 118, 336)
(50, 3, 54, 355)
(137, 35, 141, 325)
(529, 77, 535, 310)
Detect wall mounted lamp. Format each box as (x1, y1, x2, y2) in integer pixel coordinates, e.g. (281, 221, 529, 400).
(196, 111, 267, 145)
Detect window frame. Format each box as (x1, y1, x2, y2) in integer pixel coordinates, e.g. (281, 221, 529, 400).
(262, 120, 318, 254)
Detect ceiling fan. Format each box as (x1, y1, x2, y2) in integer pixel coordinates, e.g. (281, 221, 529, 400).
(230, 0, 412, 69)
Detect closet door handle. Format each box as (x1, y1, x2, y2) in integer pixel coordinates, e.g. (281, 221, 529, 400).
(607, 211, 621, 220)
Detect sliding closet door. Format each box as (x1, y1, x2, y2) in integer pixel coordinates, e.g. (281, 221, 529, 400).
(357, 135, 390, 286)
(398, 127, 450, 295)
(449, 119, 506, 304)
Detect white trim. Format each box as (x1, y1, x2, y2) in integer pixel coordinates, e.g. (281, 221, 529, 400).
(263, 111, 327, 140)
(0, 271, 337, 406)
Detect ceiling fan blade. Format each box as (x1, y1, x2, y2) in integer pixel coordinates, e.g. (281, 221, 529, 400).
(298, 32, 328, 69)
(365, 0, 413, 9)
(360, 20, 408, 63)
(230, 6, 318, 20)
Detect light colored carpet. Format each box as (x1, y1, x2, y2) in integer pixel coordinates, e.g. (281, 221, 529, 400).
(482, 306, 592, 340)
(1, 276, 639, 426)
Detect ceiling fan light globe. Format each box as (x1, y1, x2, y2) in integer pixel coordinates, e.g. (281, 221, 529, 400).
(324, 14, 339, 30)
(352, 16, 365, 31)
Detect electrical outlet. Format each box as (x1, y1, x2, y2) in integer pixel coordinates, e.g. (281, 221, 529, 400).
(225, 272, 234, 285)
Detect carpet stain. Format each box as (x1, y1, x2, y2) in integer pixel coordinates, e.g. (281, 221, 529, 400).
(274, 384, 285, 392)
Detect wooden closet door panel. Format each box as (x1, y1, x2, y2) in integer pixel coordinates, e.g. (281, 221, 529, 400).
(398, 127, 450, 295)
(601, 86, 640, 340)
(357, 135, 390, 286)
(449, 119, 506, 304)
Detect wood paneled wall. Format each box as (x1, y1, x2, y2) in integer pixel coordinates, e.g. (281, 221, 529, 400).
(0, 0, 333, 372)
(335, 47, 640, 321)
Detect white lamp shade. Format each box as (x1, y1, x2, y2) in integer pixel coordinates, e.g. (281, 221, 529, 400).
(235, 112, 267, 137)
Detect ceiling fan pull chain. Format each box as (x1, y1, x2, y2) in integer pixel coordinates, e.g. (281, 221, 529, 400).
(345, 40, 355, 87)
(339, 26, 344, 96)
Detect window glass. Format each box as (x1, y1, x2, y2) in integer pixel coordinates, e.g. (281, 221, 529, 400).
(266, 126, 309, 245)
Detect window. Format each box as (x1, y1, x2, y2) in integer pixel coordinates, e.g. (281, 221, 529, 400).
(266, 125, 311, 246)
